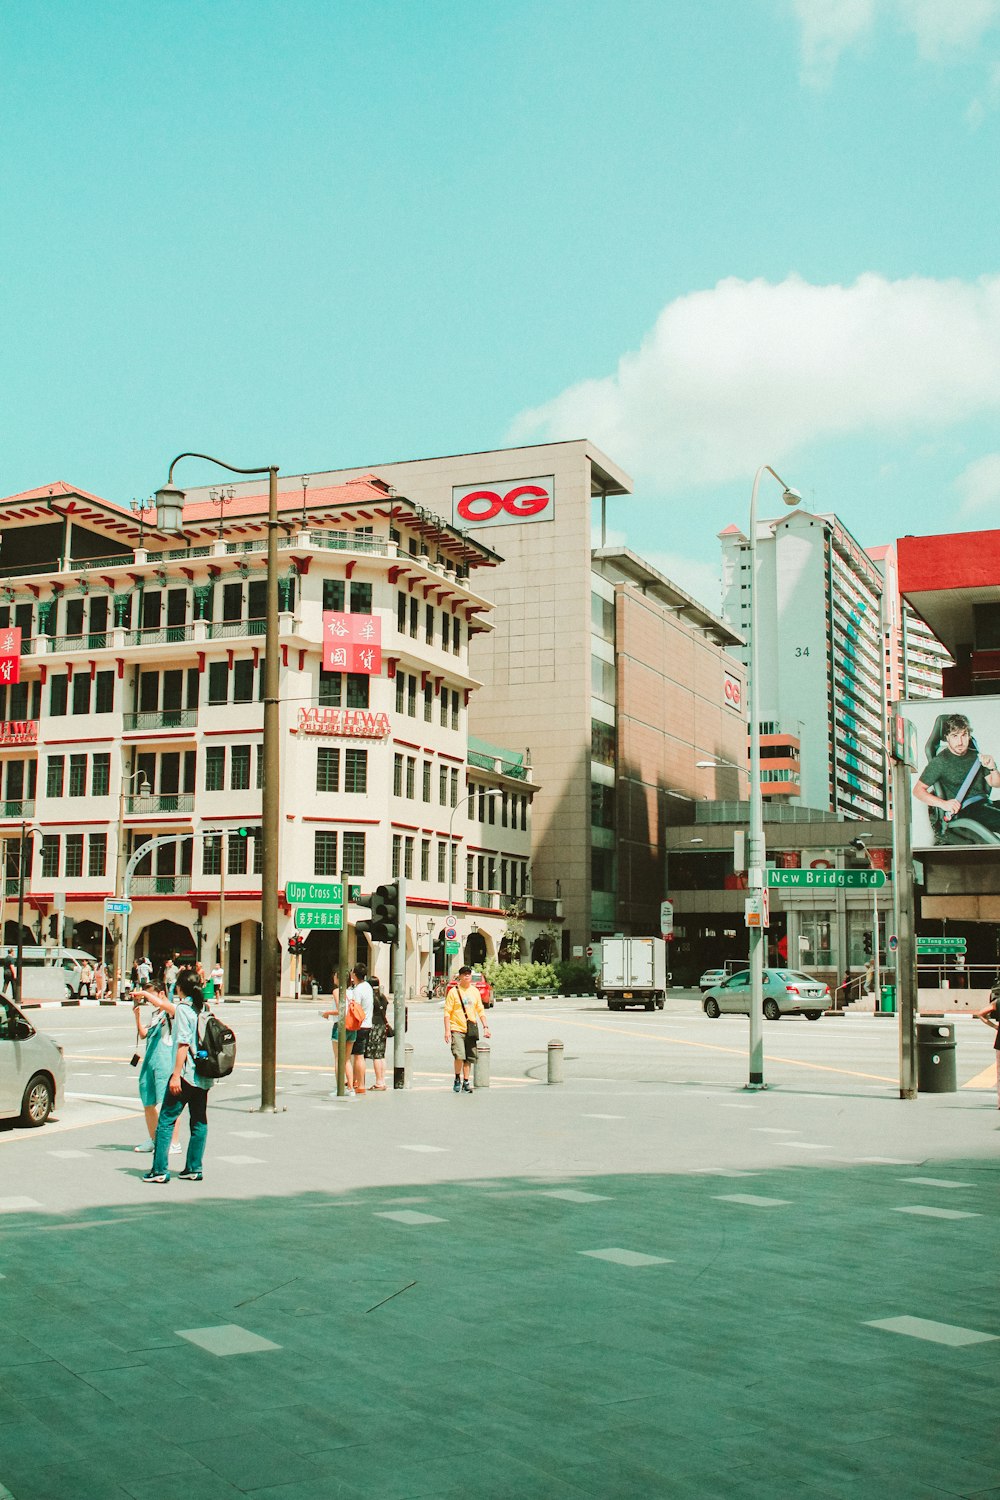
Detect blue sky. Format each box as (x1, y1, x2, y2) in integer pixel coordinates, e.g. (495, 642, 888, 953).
(5, 0, 1000, 607)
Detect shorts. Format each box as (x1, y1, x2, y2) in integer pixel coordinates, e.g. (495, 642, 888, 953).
(352, 1030, 370, 1056)
(450, 1032, 476, 1062)
(331, 1025, 357, 1044)
(138, 1052, 172, 1108)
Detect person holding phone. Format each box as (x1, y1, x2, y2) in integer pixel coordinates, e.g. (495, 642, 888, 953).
(131, 987, 181, 1156)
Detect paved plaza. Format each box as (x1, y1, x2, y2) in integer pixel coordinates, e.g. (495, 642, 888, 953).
(1, 995, 999, 1499)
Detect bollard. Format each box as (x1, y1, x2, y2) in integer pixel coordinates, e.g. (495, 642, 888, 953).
(404, 1043, 414, 1090)
(547, 1039, 564, 1084)
(474, 1041, 491, 1089)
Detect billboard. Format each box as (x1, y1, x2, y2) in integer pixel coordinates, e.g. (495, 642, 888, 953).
(452, 477, 554, 530)
(903, 694, 1000, 851)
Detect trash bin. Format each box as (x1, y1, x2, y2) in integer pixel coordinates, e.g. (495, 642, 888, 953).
(879, 984, 896, 1014)
(916, 1020, 957, 1093)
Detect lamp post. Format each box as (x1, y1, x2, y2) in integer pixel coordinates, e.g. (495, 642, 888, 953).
(851, 836, 881, 1007)
(744, 466, 801, 1089)
(154, 454, 281, 1112)
(129, 498, 149, 548)
(14, 821, 39, 1005)
(446, 788, 502, 974)
(114, 766, 151, 996)
(210, 485, 234, 541)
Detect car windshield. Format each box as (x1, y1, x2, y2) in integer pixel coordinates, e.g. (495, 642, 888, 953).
(769, 969, 816, 984)
(725, 971, 750, 985)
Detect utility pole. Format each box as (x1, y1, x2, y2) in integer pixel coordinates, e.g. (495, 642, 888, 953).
(393, 876, 407, 1089)
(890, 705, 918, 1099)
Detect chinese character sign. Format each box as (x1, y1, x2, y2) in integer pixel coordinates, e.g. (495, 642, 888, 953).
(322, 612, 382, 675)
(0, 628, 22, 685)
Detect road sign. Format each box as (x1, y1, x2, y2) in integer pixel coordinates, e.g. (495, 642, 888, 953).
(888, 934, 898, 953)
(285, 881, 343, 906)
(766, 868, 886, 889)
(445, 924, 457, 942)
(295, 907, 344, 930)
(659, 899, 674, 938)
(585, 944, 594, 958)
(916, 937, 966, 954)
(104, 898, 132, 915)
(445, 940, 460, 955)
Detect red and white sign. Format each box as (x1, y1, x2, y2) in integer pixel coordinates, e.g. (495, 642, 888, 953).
(322, 612, 382, 675)
(0, 628, 22, 687)
(0, 720, 36, 746)
(452, 476, 555, 531)
(660, 899, 674, 941)
(297, 708, 390, 739)
(723, 671, 742, 712)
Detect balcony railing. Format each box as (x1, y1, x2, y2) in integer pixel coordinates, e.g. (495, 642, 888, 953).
(126, 794, 195, 815)
(130, 874, 192, 896)
(0, 800, 35, 820)
(128, 625, 194, 647)
(123, 710, 198, 732)
(468, 750, 528, 781)
(69, 553, 135, 571)
(278, 529, 392, 556)
(206, 618, 266, 640)
(46, 633, 109, 652)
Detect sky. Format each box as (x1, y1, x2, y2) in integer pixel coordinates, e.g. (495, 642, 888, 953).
(4, 0, 1000, 611)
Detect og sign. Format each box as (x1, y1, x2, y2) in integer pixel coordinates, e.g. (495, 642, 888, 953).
(452, 476, 554, 531)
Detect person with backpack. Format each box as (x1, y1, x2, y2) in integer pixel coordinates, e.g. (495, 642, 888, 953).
(131, 985, 182, 1158)
(443, 966, 490, 1095)
(143, 969, 232, 1184)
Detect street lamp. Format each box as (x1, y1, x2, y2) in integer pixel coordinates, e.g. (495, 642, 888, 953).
(745, 466, 800, 1089)
(210, 485, 235, 541)
(447, 788, 502, 974)
(114, 766, 151, 996)
(13, 821, 39, 1005)
(154, 453, 281, 1113)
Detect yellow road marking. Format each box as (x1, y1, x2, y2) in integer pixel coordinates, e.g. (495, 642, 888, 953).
(962, 1063, 997, 1091)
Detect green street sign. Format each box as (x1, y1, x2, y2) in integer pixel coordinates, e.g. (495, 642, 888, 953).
(766, 868, 886, 889)
(916, 937, 966, 954)
(295, 906, 344, 930)
(286, 881, 343, 906)
(445, 940, 460, 955)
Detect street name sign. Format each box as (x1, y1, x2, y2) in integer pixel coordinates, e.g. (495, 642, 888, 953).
(295, 907, 344, 930)
(766, 869, 886, 889)
(285, 881, 344, 905)
(445, 940, 460, 955)
(916, 937, 966, 954)
(104, 898, 132, 915)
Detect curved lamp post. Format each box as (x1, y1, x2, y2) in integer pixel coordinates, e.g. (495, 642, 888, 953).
(154, 454, 281, 1113)
(743, 466, 800, 1089)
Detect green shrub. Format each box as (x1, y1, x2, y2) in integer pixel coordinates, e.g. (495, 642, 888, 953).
(483, 959, 558, 994)
(554, 960, 596, 994)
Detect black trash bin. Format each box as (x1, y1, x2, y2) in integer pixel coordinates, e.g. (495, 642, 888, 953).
(916, 1021, 957, 1094)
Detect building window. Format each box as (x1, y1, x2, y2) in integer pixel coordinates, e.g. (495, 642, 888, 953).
(393, 753, 403, 797)
(421, 838, 430, 880)
(72, 675, 91, 715)
(405, 674, 416, 716)
(233, 660, 254, 703)
(342, 831, 365, 876)
(450, 768, 459, 808)
(228, 832, 248, 876)
(205, 747, 225, 791)
(409, 597, 419, 636)
(317, 747, 340, 793)
(46, 756, 65, 798)
(350, 581, 372, 613)
(406, 756, 415, 799)
(440, 686, 448, 727)
(404, 836, 414, 879)
(65, 834, 84, 878)
(231, 745, 251, 791)
(451, 843, 458, 884)
(49, 674, 68, 717)
(41, 835, 59, 879)
(208, 661, 228, 705)
(591, 720, 616, 768)
(314, 830, 338, 877)
(439, 766, 448, 805)
(591, 783, 615, 829)
(346, 673, 369, 709)
(422, 760, 431, 802)
(425, 604, 434, 644)
(395, 674, 405, 713)
(88, 833, 107, 877)
(441, 612, 450, 651)
(92, 754, 110, 797)
(392, 833, 401, 878)
(451, 690, 460, 730)
(397, 592, 407, 632)
(344, 749, 367, 794)
(203, 835, 222, 877)
(591, 847, 615, 892)
(798, 911, 834, 967)
(95, 671, 114, 713)
(323, 578, 345, 611)
(68, 755, 87, 798)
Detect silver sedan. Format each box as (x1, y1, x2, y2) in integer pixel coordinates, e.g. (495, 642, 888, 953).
(702, 968, 831, 1021)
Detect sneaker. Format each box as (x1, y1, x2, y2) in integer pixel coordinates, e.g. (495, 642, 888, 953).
(141, 1170, 168, 1184)
(329, 1088, 355, 1099)
(462, 1080, 473, 1094)
(169, 1143, 182, 1154)
(133, 1140, 154, 1153)
(453, 1077, 462, 1093)
(177, 1169, 203, 1182)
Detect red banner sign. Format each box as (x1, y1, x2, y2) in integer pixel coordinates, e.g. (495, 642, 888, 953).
(0, 656, 21, 686)
(322, 611, 382, 675)
(0, 720, 37, 746)
(297, 708, 389, 739)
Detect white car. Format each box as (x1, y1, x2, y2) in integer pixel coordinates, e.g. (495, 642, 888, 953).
(0, 996, 65, 1126)
(699, 967, 728, 992)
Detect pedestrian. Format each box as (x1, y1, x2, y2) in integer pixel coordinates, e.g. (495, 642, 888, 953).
(321, 977, 357, 1098)
(143, 969, 214, 1184)
(136, 954, 152, 987)
(163, 956, 178, 1002)
(77, 958, 94, 1000)
(0, 948, 15, 1000)
(365, 976, 391, 1090)
(348, 961, 374, 1095)
(209, 960, 224, 1003)
(131, 986, 181, 1157)
(94, 961, 107, 1001)
(444, 965, 490, 1095)
(973, 983, 1000, 1110)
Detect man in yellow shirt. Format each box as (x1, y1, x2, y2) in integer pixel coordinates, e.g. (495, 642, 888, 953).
(444, 966, 490, 1095)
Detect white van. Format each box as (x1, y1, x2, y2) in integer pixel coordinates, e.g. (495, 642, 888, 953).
(5, 947, 100, 1004)
(0, 995, 65, 1125)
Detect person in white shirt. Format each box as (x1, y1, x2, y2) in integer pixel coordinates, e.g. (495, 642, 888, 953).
(349, 961, 374, 1095)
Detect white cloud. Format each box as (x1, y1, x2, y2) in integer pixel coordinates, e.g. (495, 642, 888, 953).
(791, 0, 1000, 86)
(510, 273, 1000, 493)
(955, 452, 1000, 514)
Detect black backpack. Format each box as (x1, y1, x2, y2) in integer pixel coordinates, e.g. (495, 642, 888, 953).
(194, 1012, 237, 1079)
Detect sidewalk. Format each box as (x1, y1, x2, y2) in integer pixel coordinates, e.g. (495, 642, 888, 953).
(1, 1033, 999, 1498)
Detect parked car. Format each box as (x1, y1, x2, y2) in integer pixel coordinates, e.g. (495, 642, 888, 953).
(470, 970, 494, 1009)
(0, 996, 65, 1126)
(702, 968, 830, 1021)
(699, 967, 728, 992)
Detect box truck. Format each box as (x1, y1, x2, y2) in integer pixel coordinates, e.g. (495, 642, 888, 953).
(598, 937, 669, 1011)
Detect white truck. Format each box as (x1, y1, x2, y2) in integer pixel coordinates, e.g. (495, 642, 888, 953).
(598, 937, 669, 1011)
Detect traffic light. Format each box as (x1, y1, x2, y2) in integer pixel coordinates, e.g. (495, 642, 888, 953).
(356, 881, 400, 945)
(236, 826, 261, 840)
(863, 931, 873, 957)
(288, 935, 305, 955)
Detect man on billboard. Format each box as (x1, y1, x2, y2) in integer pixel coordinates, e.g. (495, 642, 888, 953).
(913, 713, 1000, 845)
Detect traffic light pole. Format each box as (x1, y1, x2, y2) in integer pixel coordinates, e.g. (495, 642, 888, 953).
(393, 876, 407, 1089)
(336, 867, 350, 1096)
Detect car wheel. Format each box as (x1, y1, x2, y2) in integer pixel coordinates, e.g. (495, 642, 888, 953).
(656, 999, 665, 1010)
(704, 998, 721, 1018)
(20, 1073, 54, 1128)
(763, 999, 781, 1021)
(806, 1010, 822, 1021)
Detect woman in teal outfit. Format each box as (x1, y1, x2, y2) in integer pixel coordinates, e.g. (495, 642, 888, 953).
(132, 987, 181, 1155)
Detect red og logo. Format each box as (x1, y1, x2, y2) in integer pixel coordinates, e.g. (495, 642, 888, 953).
(724, 674, 742, 710)
(453, 476, 554, 527)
